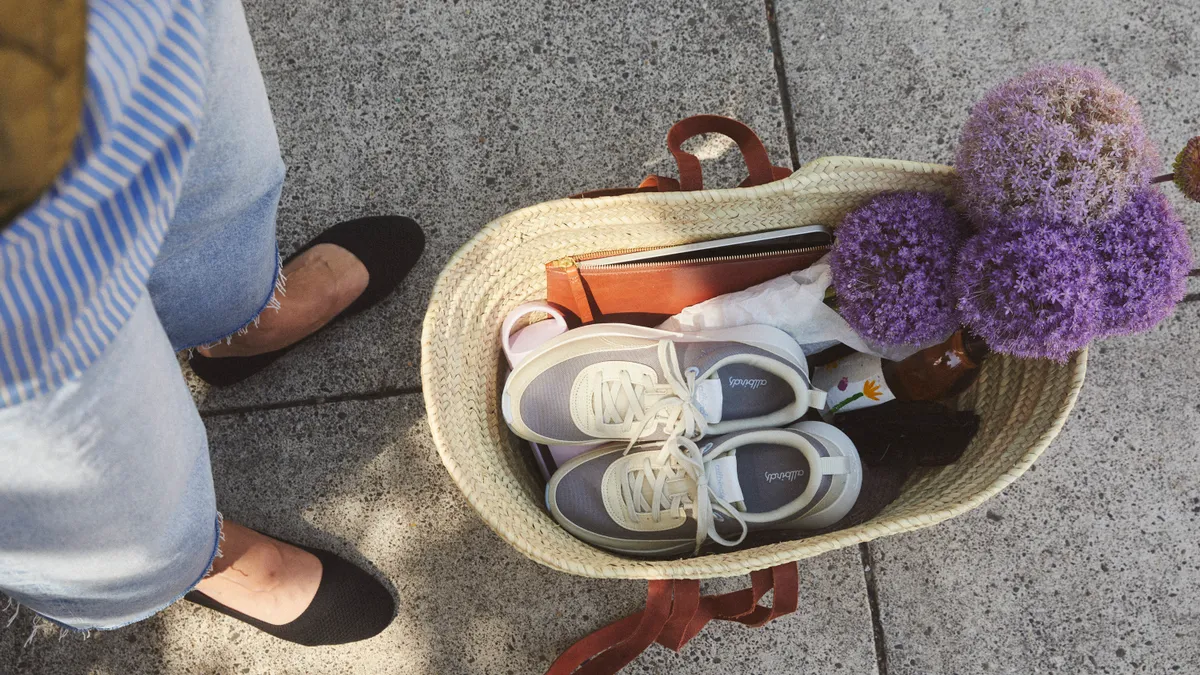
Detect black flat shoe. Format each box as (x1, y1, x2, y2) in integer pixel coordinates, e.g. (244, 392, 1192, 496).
(185, 542, 396, 647)
(188, 215, 425, 387)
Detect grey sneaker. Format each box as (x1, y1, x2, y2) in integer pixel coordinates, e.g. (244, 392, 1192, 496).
(502, 323, 826, 445)
(545, 422, 863, 558)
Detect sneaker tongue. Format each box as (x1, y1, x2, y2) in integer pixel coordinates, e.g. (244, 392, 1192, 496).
(705, 455, 744, 506)
(639, 475, 691, 512)
(693, 377, 724, 424)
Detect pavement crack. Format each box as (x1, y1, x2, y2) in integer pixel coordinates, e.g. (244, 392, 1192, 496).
(763, 0, 801, 169)
(199, 385, 423, 418)
(859, 543, 890, 675)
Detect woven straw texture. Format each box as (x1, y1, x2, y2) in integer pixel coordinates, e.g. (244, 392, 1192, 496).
(421, 156, 1088, 580)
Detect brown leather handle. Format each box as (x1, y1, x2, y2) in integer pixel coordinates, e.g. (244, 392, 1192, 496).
(546, 563, 800, 675)
(666, 114, 783, 191)
(569, 115, 790, 199)
(545, 579, 674, 675)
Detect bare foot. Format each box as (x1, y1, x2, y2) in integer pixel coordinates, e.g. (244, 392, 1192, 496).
(198, 244, 368, 358)
(193, 521, 323, 625)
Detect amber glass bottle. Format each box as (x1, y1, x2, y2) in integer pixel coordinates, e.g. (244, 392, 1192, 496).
(882, 330, 989, 401)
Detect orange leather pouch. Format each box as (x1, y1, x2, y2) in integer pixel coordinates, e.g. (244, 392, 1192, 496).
(545, 245, 829, 325)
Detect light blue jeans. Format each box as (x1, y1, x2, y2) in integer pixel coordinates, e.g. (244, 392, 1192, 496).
(0, 0, 283, 630)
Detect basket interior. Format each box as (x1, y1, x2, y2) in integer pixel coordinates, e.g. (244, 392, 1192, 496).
(421, 157, 1087, 580)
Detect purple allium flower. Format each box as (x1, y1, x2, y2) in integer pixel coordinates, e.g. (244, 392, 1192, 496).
(956, 64, 1158, 228)
(954, 218, 1099, 361)
(1093, 189, 1193, 336)
(831, 191, 969, 346)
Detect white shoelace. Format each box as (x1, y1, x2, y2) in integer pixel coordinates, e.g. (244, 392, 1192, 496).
(590, 340, 708, 447)
(619, 436, 749, 554)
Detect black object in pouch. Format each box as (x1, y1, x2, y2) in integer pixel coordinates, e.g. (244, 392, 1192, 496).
(831, 401, 980, 467)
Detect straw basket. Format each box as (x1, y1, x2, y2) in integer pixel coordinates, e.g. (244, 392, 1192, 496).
(422, 143, 1087, 671)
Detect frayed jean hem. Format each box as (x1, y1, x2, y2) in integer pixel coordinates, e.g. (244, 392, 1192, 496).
(174, 246, 287, 353)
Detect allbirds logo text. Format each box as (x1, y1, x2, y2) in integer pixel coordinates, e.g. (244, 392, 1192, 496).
(728, 377, 769, 389)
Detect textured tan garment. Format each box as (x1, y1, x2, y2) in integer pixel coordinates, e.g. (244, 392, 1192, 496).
(0, 0, 87, 226)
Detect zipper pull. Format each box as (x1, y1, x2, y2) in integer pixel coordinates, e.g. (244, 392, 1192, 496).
(547, 255, 578, 269)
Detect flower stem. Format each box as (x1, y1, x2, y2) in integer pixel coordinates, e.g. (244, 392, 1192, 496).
(828, 392, 864, 415)
(1151, 173, 1174, 184)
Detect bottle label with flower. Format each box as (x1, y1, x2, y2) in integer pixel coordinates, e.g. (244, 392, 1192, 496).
(812, 352, 896, 414)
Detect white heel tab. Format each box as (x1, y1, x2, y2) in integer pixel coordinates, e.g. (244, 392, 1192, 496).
(808, 388, 827, 410)
(816, 456, 849, 475)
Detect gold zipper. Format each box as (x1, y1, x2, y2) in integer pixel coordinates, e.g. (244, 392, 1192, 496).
(548, 246, 663, 270)
(581, 244, 830, 270)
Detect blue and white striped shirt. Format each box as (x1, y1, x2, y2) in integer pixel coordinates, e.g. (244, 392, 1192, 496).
(0, 0, 207, 406)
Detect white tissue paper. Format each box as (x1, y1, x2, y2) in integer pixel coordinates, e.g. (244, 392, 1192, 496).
(657, 254, 940, 361)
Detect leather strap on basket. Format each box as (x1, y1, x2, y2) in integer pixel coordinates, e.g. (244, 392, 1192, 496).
(666, 114, 791, 191)
(545, 563, 799, 675)
(563, 265, 597, 323)
(569, 115, 790, 198)
(572, 175, 682, 199)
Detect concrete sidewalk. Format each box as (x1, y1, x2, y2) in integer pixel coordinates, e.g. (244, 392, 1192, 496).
(3, 1, 1198, 673)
